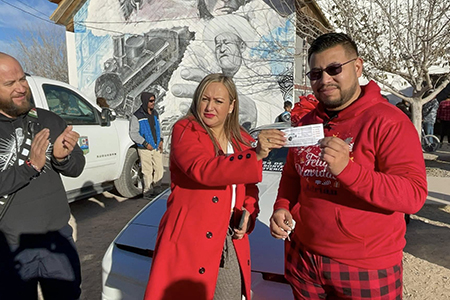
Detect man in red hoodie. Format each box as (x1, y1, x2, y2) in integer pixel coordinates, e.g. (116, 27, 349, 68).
(270, 33, 427, 299)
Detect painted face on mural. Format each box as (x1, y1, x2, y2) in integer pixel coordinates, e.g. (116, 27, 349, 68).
(214, 32, 245, 76)
(0, 55, 31, 118)
(199, 82, 234, 133)
(204, 0, 246, 15)
(309, 45, 362, 111)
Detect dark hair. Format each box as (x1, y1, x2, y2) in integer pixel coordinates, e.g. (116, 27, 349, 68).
(96, 97, 109, 108)
(308, 32, 358, 62)
(283, 101, 292, 109)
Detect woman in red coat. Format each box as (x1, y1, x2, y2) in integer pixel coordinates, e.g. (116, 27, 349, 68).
(144, 73, 285, 300)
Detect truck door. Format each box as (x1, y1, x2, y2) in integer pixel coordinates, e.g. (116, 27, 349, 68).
(40, 84, 121, 196)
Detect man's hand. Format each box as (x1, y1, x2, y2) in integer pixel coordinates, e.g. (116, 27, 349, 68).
(270, 208, 293, 240)
(158, 141, 163, 152)
(29, 128, 50, 170)
(53, 125, 80, 161)
(146, 143, 154, 150)
(319, 136, 350, 176)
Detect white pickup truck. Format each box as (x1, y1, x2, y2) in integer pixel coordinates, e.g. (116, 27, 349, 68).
(27, 75, 143, 201)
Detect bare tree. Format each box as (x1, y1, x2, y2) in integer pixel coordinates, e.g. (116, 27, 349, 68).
(315, 0, 450, 135)
(13, 24, 68, 83)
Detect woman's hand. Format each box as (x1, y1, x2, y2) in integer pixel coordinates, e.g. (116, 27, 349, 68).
(233, 209, 250, 239)
(256, 129, 286, 161)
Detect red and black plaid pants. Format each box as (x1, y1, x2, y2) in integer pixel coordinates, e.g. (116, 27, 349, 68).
(285, 240, 402, 300)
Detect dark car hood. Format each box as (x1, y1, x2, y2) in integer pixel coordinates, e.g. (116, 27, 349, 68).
(115, 171, 285, 275)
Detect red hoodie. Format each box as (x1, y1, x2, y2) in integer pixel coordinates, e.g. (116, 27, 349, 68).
(291, 94, 319, 126)
(274, 81, 427, 269)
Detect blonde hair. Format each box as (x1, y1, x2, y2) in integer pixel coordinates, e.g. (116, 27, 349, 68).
(186, 73, 249, 154)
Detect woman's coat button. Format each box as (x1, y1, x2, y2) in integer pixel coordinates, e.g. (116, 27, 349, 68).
(212, 196, 219, 203)
(199, 267, 205, 274)
(206, 232, 213, 239)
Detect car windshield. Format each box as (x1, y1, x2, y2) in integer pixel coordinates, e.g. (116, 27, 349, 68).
(262, 147, 288, 172)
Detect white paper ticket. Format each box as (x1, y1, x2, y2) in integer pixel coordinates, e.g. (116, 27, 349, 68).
(281, 124, 324, 147)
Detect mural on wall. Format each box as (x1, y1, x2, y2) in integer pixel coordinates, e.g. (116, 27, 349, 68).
(74, 0, 295, 147)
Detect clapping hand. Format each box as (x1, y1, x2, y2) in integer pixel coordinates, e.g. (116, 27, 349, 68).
(53, 125, 80, 161)
(29, 128, 50, 171)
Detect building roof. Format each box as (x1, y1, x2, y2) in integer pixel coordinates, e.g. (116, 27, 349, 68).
(48, 0, 331, 33)
(48, 0, 86, 32)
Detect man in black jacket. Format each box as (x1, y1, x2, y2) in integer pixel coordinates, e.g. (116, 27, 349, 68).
(0, 52, 85, 299)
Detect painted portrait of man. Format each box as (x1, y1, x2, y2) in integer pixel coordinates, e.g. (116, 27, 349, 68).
(198, 0, 251, 19)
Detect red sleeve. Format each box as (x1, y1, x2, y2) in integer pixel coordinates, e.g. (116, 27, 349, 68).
(336, 120, 427, 214)
(273, 148, 301, 212)
(171, 120, 263, 187)
(243, 183, 260, 234)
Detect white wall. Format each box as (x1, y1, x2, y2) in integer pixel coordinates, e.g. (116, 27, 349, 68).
(66, 31, 78, 88)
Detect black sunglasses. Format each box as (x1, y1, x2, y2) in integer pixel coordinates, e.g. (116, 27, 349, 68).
(306, 58, 357, 81)
(149, 99, 155, 103)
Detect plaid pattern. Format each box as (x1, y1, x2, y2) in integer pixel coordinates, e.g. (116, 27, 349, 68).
(285, 240, 402, 299)
(437, 100, 450, 121)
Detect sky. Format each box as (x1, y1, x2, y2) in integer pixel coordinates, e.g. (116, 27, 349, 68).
(0, 0, 62, 53)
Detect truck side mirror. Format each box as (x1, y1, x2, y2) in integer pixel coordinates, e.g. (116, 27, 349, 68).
(100, 108, 117, 126)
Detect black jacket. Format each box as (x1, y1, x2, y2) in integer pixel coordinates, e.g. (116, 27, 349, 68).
(0, 108, 85, 245)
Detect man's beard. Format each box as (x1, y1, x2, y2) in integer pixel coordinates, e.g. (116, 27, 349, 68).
(319, 81, 359, 110)
(0, 94, 32, 117)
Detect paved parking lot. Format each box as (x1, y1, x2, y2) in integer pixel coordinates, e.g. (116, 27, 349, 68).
(70, 192, 150, 299)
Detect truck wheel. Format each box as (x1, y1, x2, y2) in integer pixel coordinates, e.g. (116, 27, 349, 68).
(114, 148, 142, 198)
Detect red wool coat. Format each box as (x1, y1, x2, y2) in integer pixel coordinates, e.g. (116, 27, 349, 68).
(144, 117, 263, 300)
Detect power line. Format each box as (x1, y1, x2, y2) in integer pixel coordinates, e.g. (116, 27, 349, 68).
(15, 0, 49, 17)
(0, 0, 56, 25)
(75, 7, 275, 25)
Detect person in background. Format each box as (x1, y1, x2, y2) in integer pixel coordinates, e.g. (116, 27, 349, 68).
(0, 52, 85, 299)
(437, 97, 450, 145)
(290, 94, 319, 126)
(396, 99, 412, 120)
(422, 91, 438, 136)
(129, 92, 164, 198)
(96, 97, 109, 108)
(144, 73, 285, 300)
(270, 33, 427, 299)
(275, 100, 292, 123)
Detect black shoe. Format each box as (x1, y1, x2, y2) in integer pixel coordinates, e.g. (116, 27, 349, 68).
(153, 186, 163, 195)
(143, 189, 154, 199)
